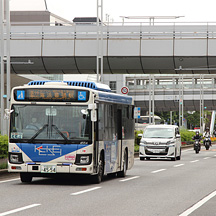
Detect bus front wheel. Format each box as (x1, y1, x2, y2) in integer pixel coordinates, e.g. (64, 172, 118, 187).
(117, 149, 128, 178)
(92, 154, 104, 184)
(20, 173, 32, 183)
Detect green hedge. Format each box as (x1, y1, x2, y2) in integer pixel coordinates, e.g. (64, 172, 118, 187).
(180, 129, 196, 142)
(0, 135, 8, 159)
(134, 130, 143, 152)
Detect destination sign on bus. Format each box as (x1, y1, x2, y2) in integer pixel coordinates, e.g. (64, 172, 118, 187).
(14, 89, 89, 102)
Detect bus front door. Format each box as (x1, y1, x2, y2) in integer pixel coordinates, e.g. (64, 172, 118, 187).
(117, 109, 122, 170)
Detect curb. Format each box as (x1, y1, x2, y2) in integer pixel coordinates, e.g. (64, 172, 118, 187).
(0, 169, 8, 175)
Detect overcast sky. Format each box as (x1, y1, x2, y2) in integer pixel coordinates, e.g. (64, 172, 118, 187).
(10, 0, 216, 23)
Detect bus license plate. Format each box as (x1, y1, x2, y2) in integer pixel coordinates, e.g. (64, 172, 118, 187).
(41, 165, 56, 173)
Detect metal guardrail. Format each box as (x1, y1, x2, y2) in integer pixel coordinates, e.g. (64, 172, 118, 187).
(6, 22, 216, 40)
(128, 83, 216, 91)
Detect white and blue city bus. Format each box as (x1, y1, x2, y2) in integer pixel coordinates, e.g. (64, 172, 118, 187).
(8, 81, 134, 183)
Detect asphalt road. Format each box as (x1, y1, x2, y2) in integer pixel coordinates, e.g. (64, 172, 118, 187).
(1, 146, 216, 216)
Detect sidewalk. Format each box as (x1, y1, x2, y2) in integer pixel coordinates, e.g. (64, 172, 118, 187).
(0, 158, 8, 174)
(0, 158, 7, 164)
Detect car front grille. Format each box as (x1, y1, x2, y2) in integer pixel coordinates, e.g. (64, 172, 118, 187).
(145, 146, 169, 155)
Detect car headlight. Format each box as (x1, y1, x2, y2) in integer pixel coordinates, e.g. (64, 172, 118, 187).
(9, 153, 23, 164)
(140, 140, 147, 146)
(75, 154, 92, 165)
(167, 140, 175, 145)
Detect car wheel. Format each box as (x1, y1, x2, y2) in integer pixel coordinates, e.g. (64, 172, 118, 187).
(171, 148, 177, 161)
(176, 148, 181, 160)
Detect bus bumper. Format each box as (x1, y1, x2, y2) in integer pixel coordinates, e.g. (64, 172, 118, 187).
(8, 162, 94, 175)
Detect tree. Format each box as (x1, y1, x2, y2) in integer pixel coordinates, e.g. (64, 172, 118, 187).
(184, 111, 200, 129)
(155, 111, 179, 125)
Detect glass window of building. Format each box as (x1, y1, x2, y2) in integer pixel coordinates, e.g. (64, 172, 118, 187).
(109, 81, 116, 92)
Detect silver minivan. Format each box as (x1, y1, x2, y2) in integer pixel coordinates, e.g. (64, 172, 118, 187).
(139, 125, 181, 161)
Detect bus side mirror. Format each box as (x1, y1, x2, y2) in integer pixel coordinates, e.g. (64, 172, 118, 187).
(4, 109, 14, 119)
(88, 104, 97, 122)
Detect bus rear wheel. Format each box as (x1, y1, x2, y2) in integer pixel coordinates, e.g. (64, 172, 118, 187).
(117, 149, 127, 178)
(20, 173, 32, 183)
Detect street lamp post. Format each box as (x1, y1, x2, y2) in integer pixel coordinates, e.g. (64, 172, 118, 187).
(178, 74, 184, 128)
(96, 0, 103, 83)
(148, 75, 155, 124)
(200, 74, 204, 134)
(0, 0, 4, 134)
(181, 75, 184, 127)
(6, 0, 10, 133)
(0, 0, 10, 135)
(170, 111, 172, 125)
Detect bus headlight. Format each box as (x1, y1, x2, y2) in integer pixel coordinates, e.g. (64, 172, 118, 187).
(9, 153, 23, 164)
(75, 154, 92, 165)
(80, 156, 90, 164)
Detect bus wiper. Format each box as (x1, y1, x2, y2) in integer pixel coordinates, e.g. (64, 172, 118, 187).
(28, 124, 48, 143)
(52, 124, 69, 144)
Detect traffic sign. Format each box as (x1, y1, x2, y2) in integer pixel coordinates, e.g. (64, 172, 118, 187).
(134, 107, 141, 119)
(121, 86, 129, 94)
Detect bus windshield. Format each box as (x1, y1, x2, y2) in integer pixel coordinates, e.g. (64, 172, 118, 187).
(138, 116, 161, 124)
(10, 105, 92, 144)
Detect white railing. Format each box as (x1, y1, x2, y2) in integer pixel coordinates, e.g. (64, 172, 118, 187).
(7, 22, 216, 40)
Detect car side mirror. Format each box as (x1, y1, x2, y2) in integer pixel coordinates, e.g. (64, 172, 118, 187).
(176, 134, 180, 138)
(138, 133, 143, 138)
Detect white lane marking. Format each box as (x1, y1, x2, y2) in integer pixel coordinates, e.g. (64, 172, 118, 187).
(190, 160, 199, 163)
(179, 190, 216, 216)
(0, 178, 20, 184)
(174, 164, 185, 168)
(71, 187, 101, 196)
(203, 157, 210, 160)
(120, 176, 140, 182)
(182, 149, 192, 152)
(0, 204, 41, 216)
(151, 169, 166, 174)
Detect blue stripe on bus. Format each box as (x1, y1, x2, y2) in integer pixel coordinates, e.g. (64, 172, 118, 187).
(98, 92, 133, 105)
(16, 143, 88, 163)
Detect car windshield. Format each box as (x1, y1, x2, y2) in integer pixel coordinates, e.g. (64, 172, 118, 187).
(10, 105, 92, 144)
(143, 127, 174, 139)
